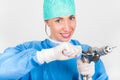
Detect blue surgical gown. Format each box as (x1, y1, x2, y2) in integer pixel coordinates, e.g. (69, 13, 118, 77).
(0, 39, 109, 80)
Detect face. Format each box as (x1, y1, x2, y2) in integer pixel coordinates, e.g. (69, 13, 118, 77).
(45, 15, 76, 42)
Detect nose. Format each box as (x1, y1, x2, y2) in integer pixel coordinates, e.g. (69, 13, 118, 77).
(63, 20, 71, 32)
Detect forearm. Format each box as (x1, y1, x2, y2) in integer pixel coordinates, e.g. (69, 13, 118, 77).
(0, 48, 40, 80)
(92, 59, 109, 80)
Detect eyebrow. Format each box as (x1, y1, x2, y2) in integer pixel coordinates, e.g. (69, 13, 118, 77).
(55, 17, 63, 20)
(70, 15, 75, 17)
(55, 15, 75, 19)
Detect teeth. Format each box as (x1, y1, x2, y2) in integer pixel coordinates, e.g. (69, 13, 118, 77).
(61, 33, 70, 38)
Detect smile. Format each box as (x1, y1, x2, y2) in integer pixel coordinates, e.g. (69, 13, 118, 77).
(60, 33, 71, 38)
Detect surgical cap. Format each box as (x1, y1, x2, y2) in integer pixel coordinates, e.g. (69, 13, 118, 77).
(43, 0, 76, 20)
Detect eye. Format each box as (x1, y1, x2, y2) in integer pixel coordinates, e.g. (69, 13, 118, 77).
(55, 18, 62, 23)
(69, 16, 75, 21)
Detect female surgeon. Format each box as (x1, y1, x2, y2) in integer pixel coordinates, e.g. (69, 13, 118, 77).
(0, 0, 109, 80)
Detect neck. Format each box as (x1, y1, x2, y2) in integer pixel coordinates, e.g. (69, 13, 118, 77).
(48, 38, 71, 44)
(48, 38, 63, 44)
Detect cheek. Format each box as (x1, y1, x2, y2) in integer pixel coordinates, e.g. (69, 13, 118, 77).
(50, 26, 61, 33)
(71, 22, 76, 30)
(52, 24, 63, 32)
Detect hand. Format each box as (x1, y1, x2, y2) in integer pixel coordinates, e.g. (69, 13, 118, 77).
(53, 42, 82, 60)
(36, 42, 82, 63)
(77, 59, 95, 78)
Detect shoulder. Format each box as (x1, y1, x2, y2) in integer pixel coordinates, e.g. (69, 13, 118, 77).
(15, 39, 47, 51)
(70, 39, 81, 45)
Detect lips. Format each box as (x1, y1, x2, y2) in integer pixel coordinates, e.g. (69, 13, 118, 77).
(60, 33, 71, 38)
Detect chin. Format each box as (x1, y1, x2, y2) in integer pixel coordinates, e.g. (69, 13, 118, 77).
(60, 38, 71, 42)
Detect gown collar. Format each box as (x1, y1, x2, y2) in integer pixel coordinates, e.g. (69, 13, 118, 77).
(45, 38, 71, 48)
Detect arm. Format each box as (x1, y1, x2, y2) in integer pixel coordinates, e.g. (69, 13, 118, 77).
(80, 43, 108, 80)
(0, 42, 40, 80)
(81, 44, 109, 80)
(0, 41, 82, 80)
(93, 59, 109, 80)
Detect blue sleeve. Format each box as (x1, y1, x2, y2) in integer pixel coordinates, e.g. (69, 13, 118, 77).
(93, 59, 109, 80)
(0, 41, 42, 80)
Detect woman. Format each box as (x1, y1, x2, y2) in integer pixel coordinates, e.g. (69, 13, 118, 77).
(0, 0, 108, 80)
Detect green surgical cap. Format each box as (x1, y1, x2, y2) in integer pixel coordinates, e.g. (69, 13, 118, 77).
(43, 0, 76, 20)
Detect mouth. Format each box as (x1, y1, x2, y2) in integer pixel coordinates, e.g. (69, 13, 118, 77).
(60, 33, 71, 39)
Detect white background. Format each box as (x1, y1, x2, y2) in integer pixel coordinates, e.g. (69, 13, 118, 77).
(0, 0, 120, 79)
